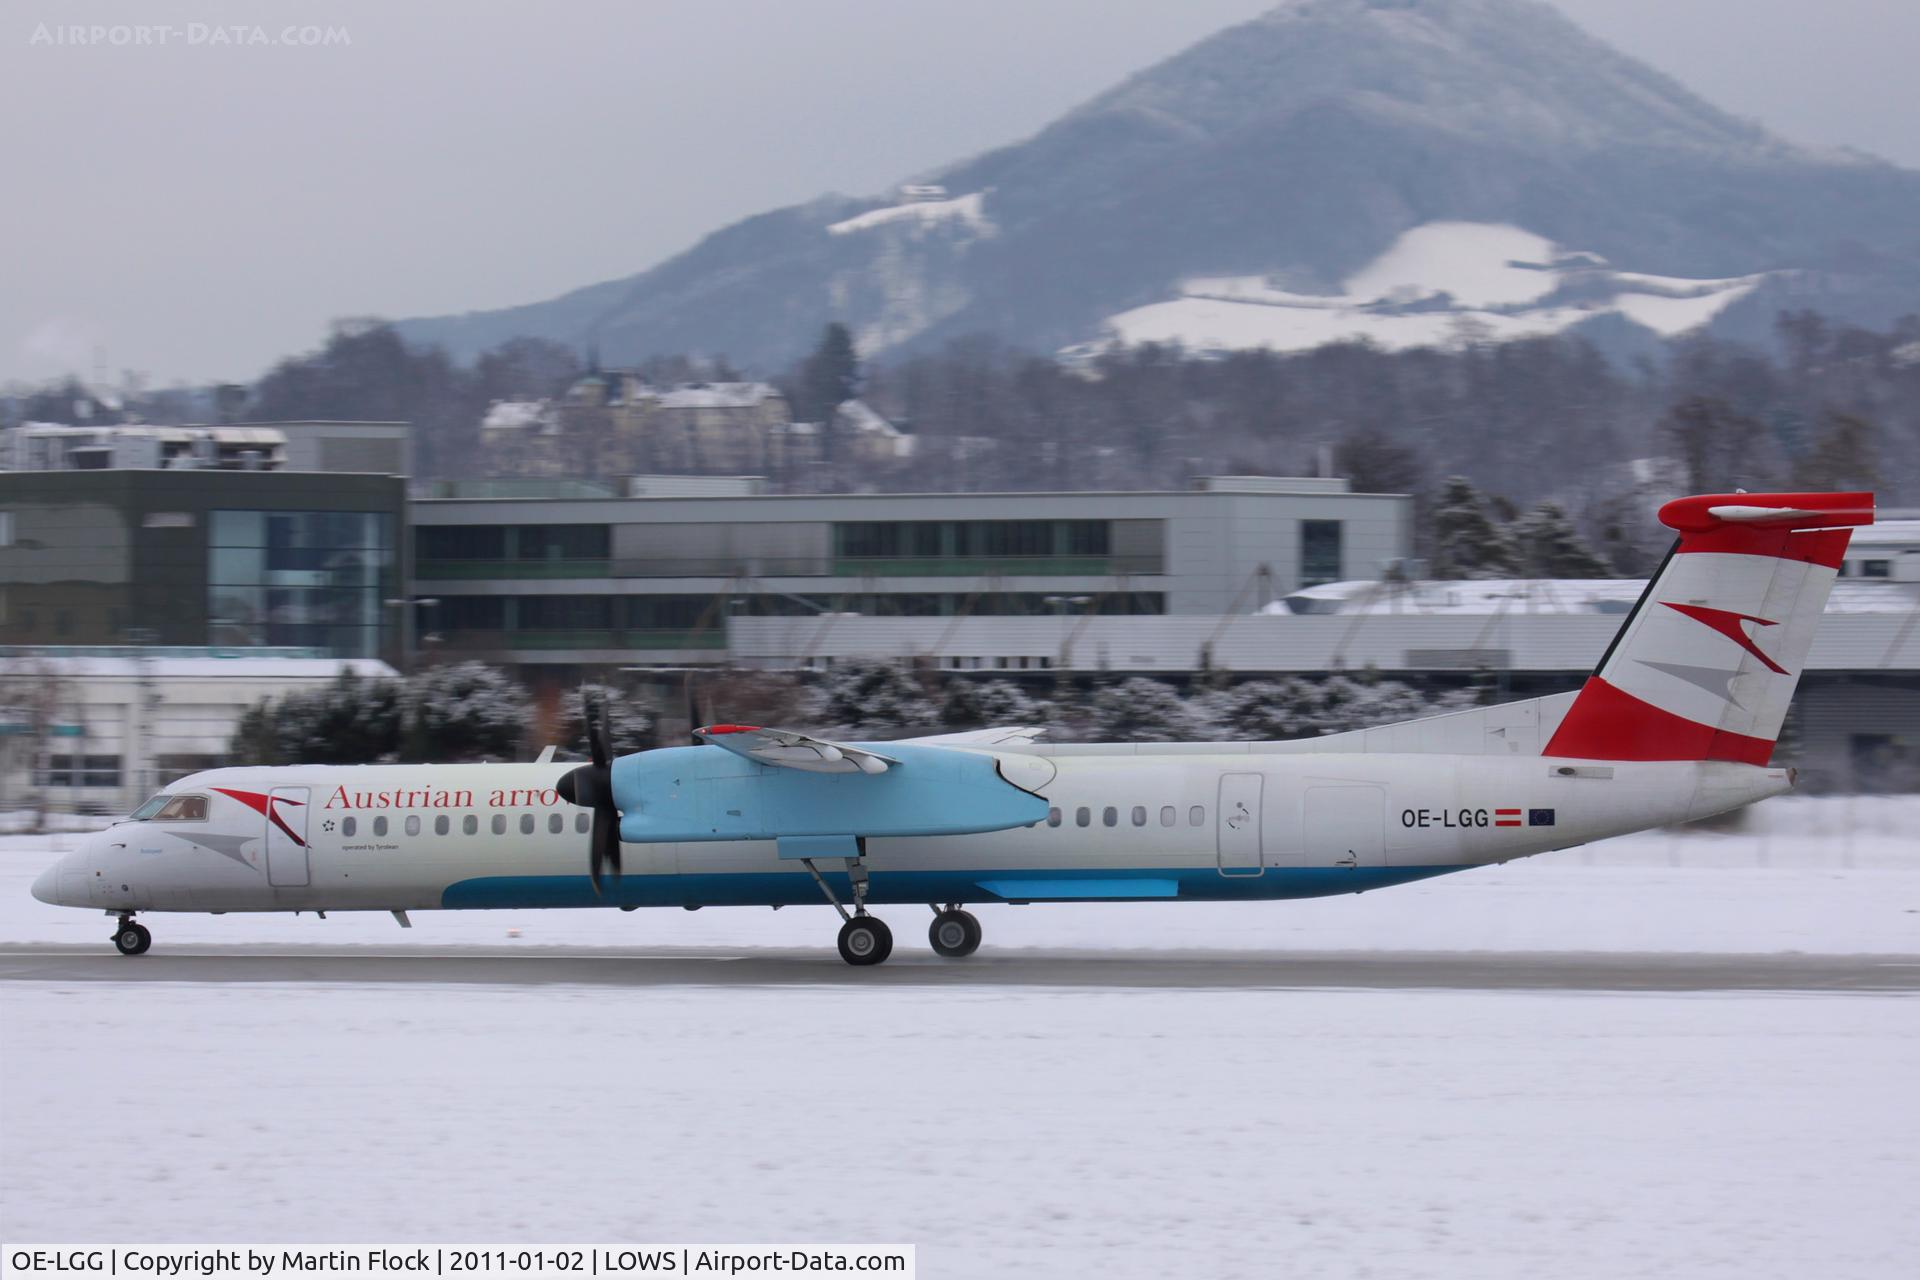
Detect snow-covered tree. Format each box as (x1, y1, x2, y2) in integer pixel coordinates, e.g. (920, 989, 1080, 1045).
(559, 683, 654, 757)
(1509, 501, 1613, 577)
(1432, 477, 1520, 579)
(940, 678, 1047, 730)
(1083, 678, 1206, 742)
(229, 668, 403, 765)
(801, 660, 940, 736)
(1202, 678, 1326, 741)
(403, 662, 530, 761)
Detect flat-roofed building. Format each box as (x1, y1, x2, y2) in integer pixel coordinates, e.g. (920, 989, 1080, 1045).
(409, 476, 1413, 668)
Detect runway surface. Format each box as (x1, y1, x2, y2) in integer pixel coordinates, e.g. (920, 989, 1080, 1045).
(3, 942, 1916, 991)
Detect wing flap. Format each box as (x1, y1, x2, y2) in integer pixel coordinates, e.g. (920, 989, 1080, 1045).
(694, 724, 899, 774)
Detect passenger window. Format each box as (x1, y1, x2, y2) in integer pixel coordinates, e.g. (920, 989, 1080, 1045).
(1102, 806, 1118, 827)
(1047, 807, 1062, 828)
(463, 814, 478, 835)
(491, 814, 506, 835)
(435, 815, 450, 836)
(1160, 806, 1175, 827)
(548, 813, 563, 834)
(574, 813, 589, 833)
(1075, 806, 1091, 827)
(1131, 806, 1146, 827)
(373, 816, 388, 837)
(519, 813, 535, 835)
(342, 816, 357, 837)
(1189, 805, 1204, 827)
(403, 814, 420, 837)
(156, 795, 207, 821)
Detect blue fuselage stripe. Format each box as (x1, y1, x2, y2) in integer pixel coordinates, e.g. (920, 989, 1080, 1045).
(439, 865, 1473, 910)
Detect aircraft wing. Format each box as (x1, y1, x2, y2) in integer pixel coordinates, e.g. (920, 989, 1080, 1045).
(900, 726, 1048, 746)
(694, 724, 901, 774)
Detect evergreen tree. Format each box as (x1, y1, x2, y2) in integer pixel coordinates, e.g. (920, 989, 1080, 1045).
(1509, 501, 1614, 577)
(795, 322, 860, 422)
(1083, 678, 1203, 742)
(801, 659, 940, 735)
(226, 669, 403, 765)
(1431, 477, 1520, 579)
(940, 678, 1045, 729)
(402, 662, 530, 761)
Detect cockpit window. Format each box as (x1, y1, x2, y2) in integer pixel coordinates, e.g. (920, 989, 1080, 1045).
(134, 794, 209, 822)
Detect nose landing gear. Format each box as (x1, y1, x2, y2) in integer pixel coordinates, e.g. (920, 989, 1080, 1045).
(112, 915, 152, 956)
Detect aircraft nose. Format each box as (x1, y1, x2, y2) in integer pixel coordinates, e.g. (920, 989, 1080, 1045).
(30, 859, 62, 904)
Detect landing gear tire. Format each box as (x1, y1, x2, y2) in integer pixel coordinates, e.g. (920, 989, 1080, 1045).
(837, 916, 893, 966)
(929, 909, 982, 959)
(113, 921, 151, 956)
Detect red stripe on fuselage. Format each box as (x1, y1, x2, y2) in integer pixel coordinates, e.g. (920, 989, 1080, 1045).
(1542, 676, 1774, 765)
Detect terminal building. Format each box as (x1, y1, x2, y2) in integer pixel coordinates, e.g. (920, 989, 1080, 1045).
(409, 476, 1412, 668)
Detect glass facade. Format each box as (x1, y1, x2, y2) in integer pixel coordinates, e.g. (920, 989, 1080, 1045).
(208, 510, 395, 656)
(833, 519, 1113, 573)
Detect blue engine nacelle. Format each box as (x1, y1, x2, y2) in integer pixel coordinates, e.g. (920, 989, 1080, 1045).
(611, 741, 1049, 846)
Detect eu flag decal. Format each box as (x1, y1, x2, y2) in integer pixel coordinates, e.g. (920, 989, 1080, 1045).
(1529, 809, 1556, 827)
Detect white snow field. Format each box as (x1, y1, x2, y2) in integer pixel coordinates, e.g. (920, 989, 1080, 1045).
(1100, 221, 1769, 356)
(3, 796, 1916, 1274)
(2, 985, 1915, 1278)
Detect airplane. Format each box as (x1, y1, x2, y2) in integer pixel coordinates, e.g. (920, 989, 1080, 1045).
(31, 490, 1873, 965)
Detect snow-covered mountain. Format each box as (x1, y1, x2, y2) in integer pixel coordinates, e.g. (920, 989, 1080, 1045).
(399, 0, 1920, 367)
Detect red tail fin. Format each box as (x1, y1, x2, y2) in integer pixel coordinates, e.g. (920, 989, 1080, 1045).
(1542, 492, 1872, 763)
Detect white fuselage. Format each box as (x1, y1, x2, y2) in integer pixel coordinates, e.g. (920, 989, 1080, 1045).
(33, 748, 1790, 916)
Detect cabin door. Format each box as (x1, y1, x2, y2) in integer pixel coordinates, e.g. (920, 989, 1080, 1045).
(264, 786, 312, 887)
(1304, 785, 1387, 868)
(1216, 773, 1264, 876)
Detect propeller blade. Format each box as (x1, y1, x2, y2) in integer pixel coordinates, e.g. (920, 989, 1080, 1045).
(587, 691, 611, 770)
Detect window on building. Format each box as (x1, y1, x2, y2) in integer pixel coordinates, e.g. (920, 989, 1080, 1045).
(514, 524, 609, 561)
(518, 596, 614, 631)
(404, 815, 421, 837)
(39, 755, 122, 788)
(1862, 559, 1892, 578)
(417, 525, 506, 561)
(209, 508, 395, 658)
(1065, 521, 1110, 556)
(1301, 520, 1343, 587)
(0, 512, 12, 546)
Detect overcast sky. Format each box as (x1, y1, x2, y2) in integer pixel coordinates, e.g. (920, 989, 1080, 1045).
(4, 0, 1916, 387)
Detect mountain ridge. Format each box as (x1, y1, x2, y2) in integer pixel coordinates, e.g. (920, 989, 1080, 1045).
(398, 0, 1920, 369)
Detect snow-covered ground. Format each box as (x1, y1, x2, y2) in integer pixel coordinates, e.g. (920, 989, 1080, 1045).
(1099, 221, 1769, 356)
(3, 983, 1914, 1278)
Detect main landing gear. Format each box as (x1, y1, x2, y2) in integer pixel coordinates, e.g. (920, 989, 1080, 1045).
(798, 855, 985, 965)
(928, 905, 982, 959)
(112, 914, 152, 956)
